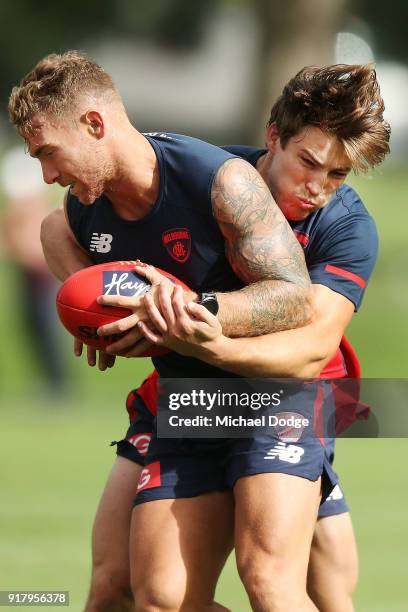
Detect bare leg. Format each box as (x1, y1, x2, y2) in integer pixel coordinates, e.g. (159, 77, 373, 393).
(308, 513, 358, 612)
(234, 473, 321, 612)
(85, 457, 141, 612)
(130, 492, 234, 612)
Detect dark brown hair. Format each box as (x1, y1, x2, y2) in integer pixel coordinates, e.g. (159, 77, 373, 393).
(268, 64, 390, 172)
(9, 50, 121, 134)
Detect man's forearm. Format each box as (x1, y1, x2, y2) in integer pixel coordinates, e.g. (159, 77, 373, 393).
(217, 281, 313, 337)
(41, 209, 92, 281)
(192, 323, 331, 378)
(188, 286, 353, 375)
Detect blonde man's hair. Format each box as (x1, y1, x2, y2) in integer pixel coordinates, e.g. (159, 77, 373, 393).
(9, 50, 122, 134)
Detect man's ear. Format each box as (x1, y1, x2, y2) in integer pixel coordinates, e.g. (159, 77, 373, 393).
(265, 123, 279, 153)
(82, 110, 104, 139)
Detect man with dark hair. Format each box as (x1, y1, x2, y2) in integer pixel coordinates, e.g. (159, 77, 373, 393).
(268, 64, 388, 172)
(90, 64, 389, 612)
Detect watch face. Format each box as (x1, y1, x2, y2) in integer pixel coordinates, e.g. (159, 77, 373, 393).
(200, 293, 219, 315)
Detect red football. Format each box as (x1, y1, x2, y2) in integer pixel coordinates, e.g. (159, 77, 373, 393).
(56, 261, 190, 357)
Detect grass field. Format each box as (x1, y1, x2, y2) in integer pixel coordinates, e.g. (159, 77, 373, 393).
(1, 167, 407, 610)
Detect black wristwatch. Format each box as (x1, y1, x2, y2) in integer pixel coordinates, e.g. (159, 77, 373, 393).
(198, 292, 219, 316)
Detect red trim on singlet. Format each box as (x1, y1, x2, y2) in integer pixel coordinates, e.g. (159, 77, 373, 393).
(339, 336, 361, 378)
(136, 370, 159, 416)
(125, 391, 139, 421)
(319, 349, 346, 378)
(324, 264, 366, 288)
(327, 335, 369, 435)
(293, 230, 310, 247)
(319, 336, 360, 380)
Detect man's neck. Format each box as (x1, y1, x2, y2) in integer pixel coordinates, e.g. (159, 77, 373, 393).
(104, 129, 160, 221)
(255, 150, 268, 183)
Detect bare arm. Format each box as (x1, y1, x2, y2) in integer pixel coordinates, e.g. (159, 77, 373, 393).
(139, 283, 354, 378)
(40, 192, 93, 281)
(41, 192, 117, 370)
(212, 158, 312, 337)
(197, 285, 354, 377)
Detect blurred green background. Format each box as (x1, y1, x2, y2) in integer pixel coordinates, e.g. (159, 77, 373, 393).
(1, 169, 407, 611)
(1, 0, 408, 610)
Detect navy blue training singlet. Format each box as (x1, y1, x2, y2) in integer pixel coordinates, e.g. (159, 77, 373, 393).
(67, 133, 244, 377)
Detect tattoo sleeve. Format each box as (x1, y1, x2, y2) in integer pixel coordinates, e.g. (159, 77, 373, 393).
(211, 158, 312, 337)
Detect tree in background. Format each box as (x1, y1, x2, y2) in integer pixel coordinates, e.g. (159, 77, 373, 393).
(245, 0, 347, 143)
(1, 0, 406, 142)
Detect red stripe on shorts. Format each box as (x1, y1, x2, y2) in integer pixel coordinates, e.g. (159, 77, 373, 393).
(136, 461, 161, 492)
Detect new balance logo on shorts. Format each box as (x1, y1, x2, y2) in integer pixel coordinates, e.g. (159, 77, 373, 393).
(89, 233, 113, 253)
(264, 442, 305, 464)
(325, 484, 344, 501)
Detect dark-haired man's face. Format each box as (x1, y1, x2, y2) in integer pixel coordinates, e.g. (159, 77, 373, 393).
(26, 113, 113, 205)
(259, 125, 352, 221)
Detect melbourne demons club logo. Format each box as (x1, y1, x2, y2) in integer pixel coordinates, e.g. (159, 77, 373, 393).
(272, 412, 309, 443)
(162, 228, 191, 263)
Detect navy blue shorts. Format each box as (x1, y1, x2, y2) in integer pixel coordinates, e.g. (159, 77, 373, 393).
(318, 438, 349, 517)
(116, 374, 348, 515)
(134, 432, 338, 506)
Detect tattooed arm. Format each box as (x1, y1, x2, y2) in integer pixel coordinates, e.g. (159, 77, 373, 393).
(212, 158, 312, 337)
(94, 157, 312, 357)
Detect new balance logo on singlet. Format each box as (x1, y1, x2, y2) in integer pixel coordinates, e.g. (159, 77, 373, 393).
(264, 442, 305, 464)
(89, 233, 113, 253)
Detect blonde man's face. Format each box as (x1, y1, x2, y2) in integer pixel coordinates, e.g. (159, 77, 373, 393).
(26, 113, 111, 205)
